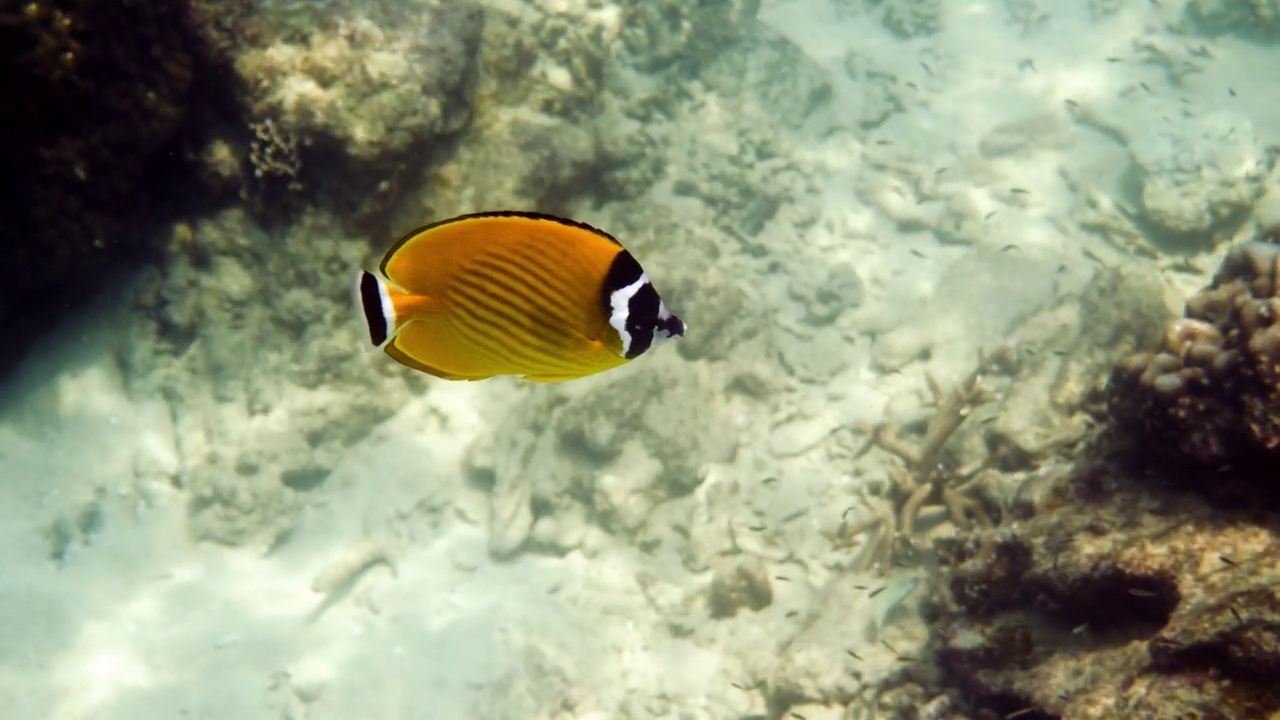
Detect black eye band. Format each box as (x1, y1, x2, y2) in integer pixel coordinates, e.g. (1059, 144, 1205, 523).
(623, 283, 662, 359)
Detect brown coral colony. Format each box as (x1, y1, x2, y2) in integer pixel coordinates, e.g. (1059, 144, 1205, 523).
(1108, 225, 1280, 503)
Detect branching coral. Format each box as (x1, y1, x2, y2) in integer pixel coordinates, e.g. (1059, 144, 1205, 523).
(840, 346, 1016, 571)
(247, 116, 302, 196)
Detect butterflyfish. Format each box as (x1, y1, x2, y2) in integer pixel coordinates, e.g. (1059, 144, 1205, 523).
(357, 211, 686, 382)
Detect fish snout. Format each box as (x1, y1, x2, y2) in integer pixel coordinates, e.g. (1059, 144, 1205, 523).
(657, 314, 686, 342)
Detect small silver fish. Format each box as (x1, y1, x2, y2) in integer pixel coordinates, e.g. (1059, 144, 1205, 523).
(864, 572, 921, 641)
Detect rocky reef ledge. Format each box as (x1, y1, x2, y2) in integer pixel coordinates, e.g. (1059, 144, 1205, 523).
(884, 226, 1280, 719)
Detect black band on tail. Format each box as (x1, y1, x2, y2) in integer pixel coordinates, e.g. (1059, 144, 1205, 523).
(359, 271, 389, 346)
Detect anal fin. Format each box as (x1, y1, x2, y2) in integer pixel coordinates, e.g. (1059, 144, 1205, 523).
(521, 373, 584, 383)
(385, 321, 493, 381)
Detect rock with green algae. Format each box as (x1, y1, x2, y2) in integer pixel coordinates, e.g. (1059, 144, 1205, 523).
(1187, 0, 1280, 40)
(408, 0, 766, 217)
(878, 0, 944, 38)
(667, 267, 755, 363)
(617, 0, 761, 73)
(1126, 112, 1269, 247)
(976, 265, 1172, 468)
(707, 555, 773, 618)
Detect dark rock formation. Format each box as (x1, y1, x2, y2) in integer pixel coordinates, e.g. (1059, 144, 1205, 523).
(0, 0, 240, 339)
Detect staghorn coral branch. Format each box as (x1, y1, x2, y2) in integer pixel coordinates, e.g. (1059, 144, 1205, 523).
(861, 409, 923, 468)
(916, 373, 975, 479)
(942, 487, 992, 529)
(899, 482, 934, 539)
(844, 345, 1015, 571)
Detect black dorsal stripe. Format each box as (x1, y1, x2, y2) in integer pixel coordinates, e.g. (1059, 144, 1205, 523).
(360, 271, 389, 346)
(381, 211, 623, 277)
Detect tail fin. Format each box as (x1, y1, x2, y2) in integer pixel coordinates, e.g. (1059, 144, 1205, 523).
(358, 271, 395, 347)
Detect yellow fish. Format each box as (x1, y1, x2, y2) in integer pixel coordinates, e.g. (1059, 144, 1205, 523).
(357, 211, 686, 382)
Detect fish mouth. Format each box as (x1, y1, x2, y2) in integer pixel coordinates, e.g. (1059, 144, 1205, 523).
(662, 316, 687, 339)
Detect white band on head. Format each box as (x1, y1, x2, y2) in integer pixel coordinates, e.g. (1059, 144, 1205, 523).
(608, 272, 648, 357)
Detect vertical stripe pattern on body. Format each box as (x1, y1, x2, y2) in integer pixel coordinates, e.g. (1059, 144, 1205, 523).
(447, 251, 586, 375)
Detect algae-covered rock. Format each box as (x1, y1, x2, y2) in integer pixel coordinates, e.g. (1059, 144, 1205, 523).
(1127, 112, 1269, 246)
(879, 0, 944, 38)
(840, 50, 910, 131)
(979, 112, 1076, 158)
(1187, 0, 1280, 40)
(869, 247, 1059, 373)
(186, 447, 300, 550)
(463, 390, 564, 559)
(118, 209, 422, 547)
(421, 108, 600, 212)
(619, 0, 761, 72)
(919, 459, 1280, 719)
(235, 2, 482, 219)
(771, 323, 855, 383)
(980, 266, 1171, 469)
(558, 363, 738, 506)
(790, 261, 865, 328)
(671, 269, 755, 362)
(707, 556, 773, 618)
(699, 25, 833, 131)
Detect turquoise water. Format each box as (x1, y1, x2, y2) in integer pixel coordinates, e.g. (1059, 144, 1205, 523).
(3, 1, 1280, 718)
